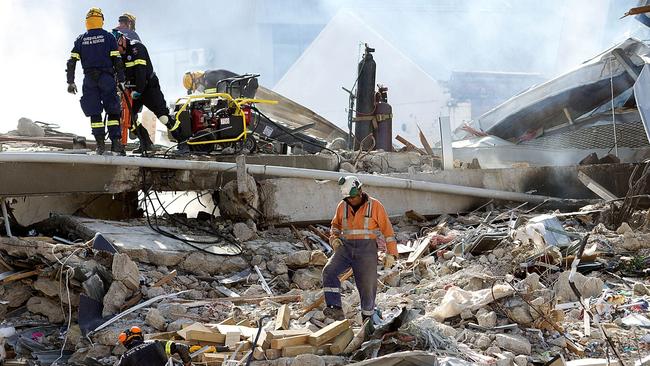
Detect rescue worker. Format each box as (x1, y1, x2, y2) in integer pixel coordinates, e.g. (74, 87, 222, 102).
(114, 12, 141, 41)
(66, 7, 126, 155)
(113, 31, 190, 154)
(117, 326, 191, 366)
(322, 176, 397, 321)
(182, 70, 258, 98)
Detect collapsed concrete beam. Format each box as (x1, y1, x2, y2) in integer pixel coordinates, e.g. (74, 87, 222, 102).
(0, 153, 559, 203)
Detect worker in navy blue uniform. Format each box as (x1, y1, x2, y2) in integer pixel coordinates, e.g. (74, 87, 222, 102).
(114, 31, 190, 155)
(66, 7, 126, 155)
(117, 326, 191, 366)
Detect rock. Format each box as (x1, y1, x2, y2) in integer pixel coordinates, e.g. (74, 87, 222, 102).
(145, 308, 167, 331)
(67, 324, 82, 346)
(267, 259, 289, 275)
(34, 277, 60, 297)
(522, 273, 542, 293)
(514, 355, 528, 366)
(86, 345, 111, 359)
(157, 303, 188, 319)
(233, 222, 256, 242)
(548, 337, 566, 348)
(218, 174, 259, 220)
(475, 334, 491, 349)
(183, 289, 204, 300)
(5, 283, 31, 307)
(285, 250, 312, 268)
(16, 117, 45, 137)
(112, 253, 141, 290)
(180, 252, 248, 275)
(310, 251, 328, 266)
(293, 354, 325, 366)
(26, 297, 64, 323)
(167, 318, 194, 332)
(634, 282, 649, 295)
(616, 222, 633, 234)
(144, 286, 166, 299)
(509, 306, 534, 325)
(460, 309, 474, 320)
(554, 271, 604, 302)
(496, 359, 513, 366)
(339, 162, 357, 173)
(292, 267, 322, 290)
(94, 328, 120, 346)
(102, 281, 131, 317)
(82, 273, 106, 301)
(485, 346, 501, 355)
(476, 309, 497, 328)
(495, 334, 531, 355)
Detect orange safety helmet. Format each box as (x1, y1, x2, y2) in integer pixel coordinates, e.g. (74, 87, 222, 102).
(118, 326, 143, 346)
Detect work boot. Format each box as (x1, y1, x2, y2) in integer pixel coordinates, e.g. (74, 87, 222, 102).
(173, 142, 190, 156)
(94, 135, 106, 155)
(133, 125, 156, 155)
(110, 138, 126, 156)
(323, 306, 345, 321)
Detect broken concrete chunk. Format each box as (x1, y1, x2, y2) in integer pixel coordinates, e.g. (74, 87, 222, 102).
(267, 258, 289, 275)
(180, 252, 248, 275)
(27, 296, 64, 323)
(476, 309, 497, 328)
(495, 334, 531, 355)
(218, 174, 260, 221)
(16, 117, 45, 137)
(293, 353, 326, 366)
(102, 281, 131, 317)
(145, 308, 167, 331)
(112, 253, 141, 290)
(4, 283, 32, 308)
(616, 222, 633, 234)
(94, 328, 121, 346)
(34, 277, 60, 297)
(82, 273, 106, 301)
(285, 250, 312, 268)
(554, 271, 604, 302)
(233, 222, 256, 242)
(166, 318, 194, 332)
(292, 267, 323, 290)
(310, 251, 328, 267)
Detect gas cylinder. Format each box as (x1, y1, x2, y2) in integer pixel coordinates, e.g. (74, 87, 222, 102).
(354, 44, 376, 150)
(374, 85, 392, 151)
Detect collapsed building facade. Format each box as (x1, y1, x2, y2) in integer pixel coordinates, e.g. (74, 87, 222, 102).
(1, 10, 650, 366)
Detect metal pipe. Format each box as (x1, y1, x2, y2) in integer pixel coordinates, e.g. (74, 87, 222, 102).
(0, 152, 559, 203)
(1, 197, 11, 237)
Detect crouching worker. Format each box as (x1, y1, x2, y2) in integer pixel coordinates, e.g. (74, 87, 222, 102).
(113, 30, 190, 155)
(118, 326, 191, 366)
(66, 7, 126, 155)
(322, 176, 398, 322)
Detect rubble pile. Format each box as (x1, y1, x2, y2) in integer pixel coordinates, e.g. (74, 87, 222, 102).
(0, 203, 648, 366)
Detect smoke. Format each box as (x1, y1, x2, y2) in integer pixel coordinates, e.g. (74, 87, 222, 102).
(0, 0, 643, 138)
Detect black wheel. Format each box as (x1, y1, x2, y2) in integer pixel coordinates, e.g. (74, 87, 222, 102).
(234, 135, 257, 154)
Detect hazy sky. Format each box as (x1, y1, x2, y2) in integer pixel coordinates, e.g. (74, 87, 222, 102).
(0, 0, 643, 137)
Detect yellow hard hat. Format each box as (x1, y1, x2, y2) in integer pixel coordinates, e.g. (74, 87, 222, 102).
(119, 12, 137, 30)
(183, 71, 205, 91)
(86, 7, 104, 19)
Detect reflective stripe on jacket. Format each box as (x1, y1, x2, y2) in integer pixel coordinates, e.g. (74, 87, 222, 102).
(330, 194, 397, 255)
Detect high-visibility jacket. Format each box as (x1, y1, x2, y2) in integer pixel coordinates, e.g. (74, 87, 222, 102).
(330, 194, 398, 256)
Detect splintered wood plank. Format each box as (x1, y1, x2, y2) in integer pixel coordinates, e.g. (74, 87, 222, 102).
(152, 269, 177, 287)
(282, 344, 316, 357)
(185, 330, 226, 344)
(265, 349, 281, 360)
(270, 334, 309, 350)
(308, 319, 349, 346)
(330, 328, 353, 355)
(275, 304, 291, 330)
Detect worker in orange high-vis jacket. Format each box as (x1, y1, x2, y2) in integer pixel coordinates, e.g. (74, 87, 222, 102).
(322, 176, 397, 321)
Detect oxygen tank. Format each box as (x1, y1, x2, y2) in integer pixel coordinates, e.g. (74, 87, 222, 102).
(374, 85, 392, 151)
(354, 44, 376, 150)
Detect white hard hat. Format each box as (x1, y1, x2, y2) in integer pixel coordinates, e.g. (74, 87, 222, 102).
(338, 176, 362, 198)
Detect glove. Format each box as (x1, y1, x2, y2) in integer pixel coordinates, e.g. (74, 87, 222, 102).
(67, 83, 77, 94)
(330, 237, 343, 252)
(383, 254, 395, 269)
(132, 91, 141, 100)
(118, 82, 126, 92)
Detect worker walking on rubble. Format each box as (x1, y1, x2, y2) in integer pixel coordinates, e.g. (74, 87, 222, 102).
(322, 176, 398, 321)
(117, 326, 192, 366)
(113, 31, 191, 155)
(66, 7, 126, 155)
